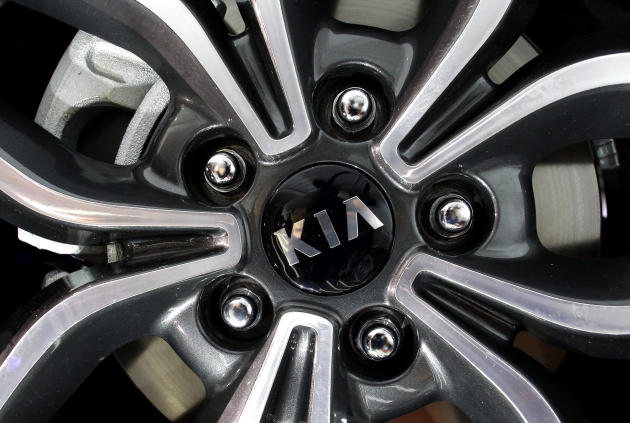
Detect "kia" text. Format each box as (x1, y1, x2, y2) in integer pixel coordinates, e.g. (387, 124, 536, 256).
(273, 196, 384, 265)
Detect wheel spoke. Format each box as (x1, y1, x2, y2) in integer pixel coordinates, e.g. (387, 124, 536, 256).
(381, 53, 630, 185)
(249, 0, 312, 152)
(0, 240, 240, 421)
(0, 106, 241, 243)
(374, 0, 513, 182)
(408, 252, 630, 357)
(218, 312, 334, 423)
(389, 253, 564, 422)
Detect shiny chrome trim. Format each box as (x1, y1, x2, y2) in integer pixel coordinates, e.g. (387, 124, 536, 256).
(135, 0, 311, 156)
(219, 311, 333, 423)
(343, 196, 384, 241)
(380, 53, 630, 185)
(401, 253, 630, 336)
(314, 210, 341, 248)
(374, 0, 512, 183)
(0, 217, 241, 411)
(389, 252, 561, 422)
(274, 219, 322, 266)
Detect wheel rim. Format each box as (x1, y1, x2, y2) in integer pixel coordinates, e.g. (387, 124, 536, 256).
(0, 1, 629, 422)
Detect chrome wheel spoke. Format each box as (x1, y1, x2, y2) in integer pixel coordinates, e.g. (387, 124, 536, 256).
(218, 312, 334, 423)
(0, 243, 240, 422)
(444, 251, 630, 357)
(382, 53, 630, 185)
(0, 106, 241, 243)
(374, 0, 515, 182)
(389, 253, 568, 423)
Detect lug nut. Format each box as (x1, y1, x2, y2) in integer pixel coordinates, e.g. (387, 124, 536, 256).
(333, 87, 375, 133)
(358, 318, 400, 361)
(433, 195, 472, 235)
(204, 150, 245, 192)
(221, 291, 261, 330)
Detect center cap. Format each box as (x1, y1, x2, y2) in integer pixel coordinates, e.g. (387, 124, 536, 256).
(262, 164, 394, 295)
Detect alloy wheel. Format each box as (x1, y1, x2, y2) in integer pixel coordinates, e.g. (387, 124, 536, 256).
(1, 0, 630, 422)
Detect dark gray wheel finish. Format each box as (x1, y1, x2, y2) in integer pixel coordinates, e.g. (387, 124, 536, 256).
(0, 0, 629, 422)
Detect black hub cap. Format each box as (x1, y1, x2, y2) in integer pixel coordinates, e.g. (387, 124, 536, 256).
(262, 163, 394, 295)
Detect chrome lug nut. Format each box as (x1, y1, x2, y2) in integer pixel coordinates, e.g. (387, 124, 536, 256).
(204, 150, 245, 192)
(433, 195, 472, 235)
(336, 88, 371, 123)
(221, 293, 260, 330)
(359, 320, 400, 361)
(333, 87, 375, 133)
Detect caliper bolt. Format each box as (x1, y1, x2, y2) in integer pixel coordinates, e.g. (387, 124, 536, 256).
(204, 150, 245, 192)
(332, 87, 375, 133)
(221, 289, 262, 330)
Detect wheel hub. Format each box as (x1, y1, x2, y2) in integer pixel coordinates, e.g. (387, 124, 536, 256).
(262, 163, 394, 295)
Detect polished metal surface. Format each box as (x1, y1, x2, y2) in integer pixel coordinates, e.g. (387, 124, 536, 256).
(314, 210, 341, 248)
(221, 295, 257, 329)
(205, 152, 238, 187)
(374, 0, 513, 184)
(274, 219, 322, 266)
(218, 312, 334, 422)
(0, 152, 233, 230)
(435, 196, 472, 233)
(333, 87, 375, 134)
(135, 0, 311, 156)
(380, 53, 630, 185)
(204, 151, 243, 191)
(389, 252, 562, 423)
(362, 325, 397, 360)
(343, 196, 384, 240)
(336, 88, 371, 123)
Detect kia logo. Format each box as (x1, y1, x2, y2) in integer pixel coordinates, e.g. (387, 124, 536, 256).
(274, 196, 384, 265)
